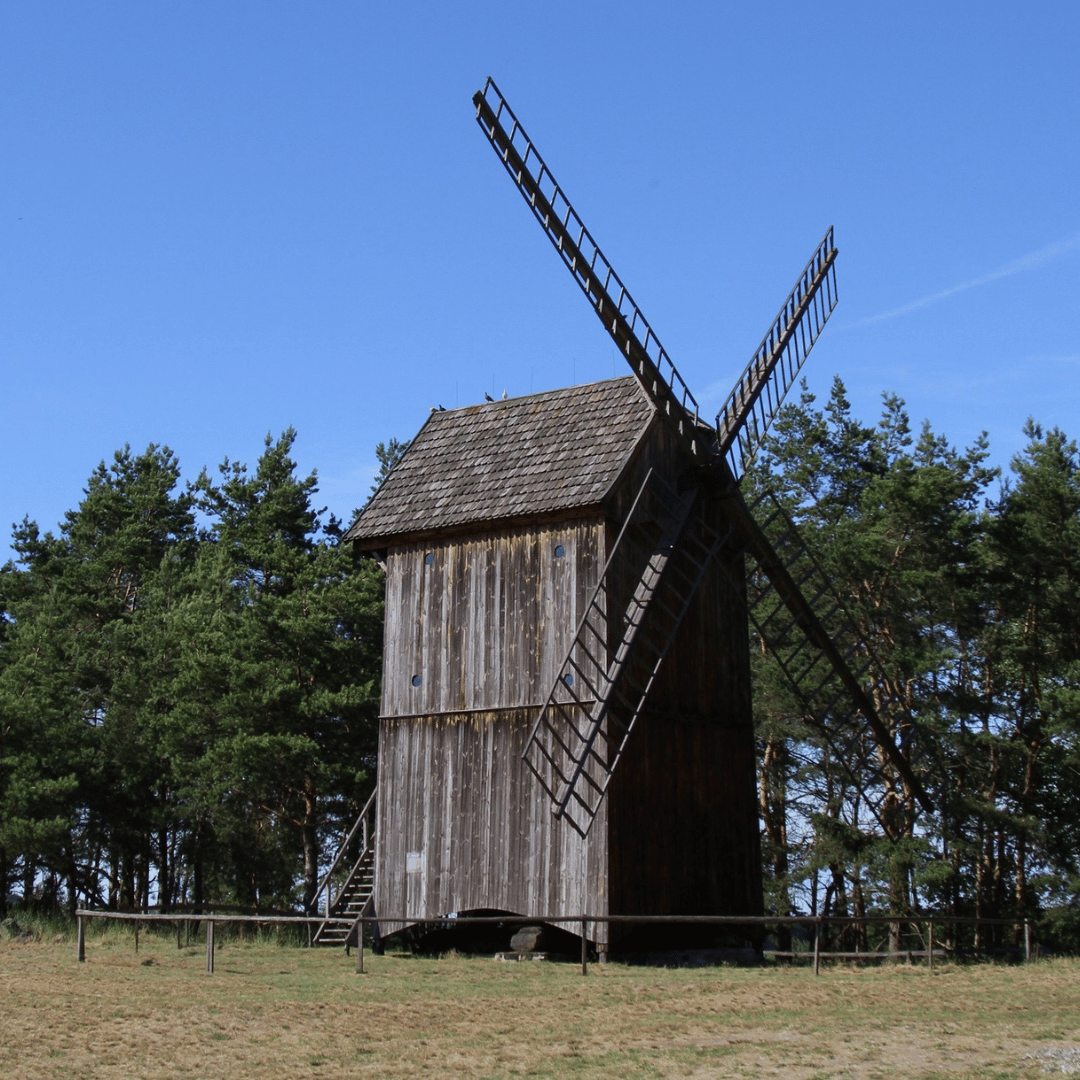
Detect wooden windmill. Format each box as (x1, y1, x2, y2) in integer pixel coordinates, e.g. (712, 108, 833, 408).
(328, 79, 931, 956)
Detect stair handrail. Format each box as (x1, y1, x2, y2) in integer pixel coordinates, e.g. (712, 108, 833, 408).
(311, 786, 377, 918)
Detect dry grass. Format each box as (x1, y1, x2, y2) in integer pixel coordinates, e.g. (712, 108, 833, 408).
(2, 927, 1079, 1078)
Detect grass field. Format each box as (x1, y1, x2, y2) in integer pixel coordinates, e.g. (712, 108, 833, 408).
(2, 925, 1079, 1079)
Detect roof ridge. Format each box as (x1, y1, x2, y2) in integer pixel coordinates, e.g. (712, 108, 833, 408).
(437, 374, 640, 414)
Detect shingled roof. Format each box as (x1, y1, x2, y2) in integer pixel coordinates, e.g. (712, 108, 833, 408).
(346, 376, 656, 545)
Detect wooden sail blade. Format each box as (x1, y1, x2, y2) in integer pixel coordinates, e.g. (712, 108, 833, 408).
(724, 489, 935, 820)
(473, 78, 713, 459)
(716, 229, 838, 480)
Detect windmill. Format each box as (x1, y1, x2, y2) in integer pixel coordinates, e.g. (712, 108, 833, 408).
(471, 77, 932, 839)
(325, 80, 932, 957)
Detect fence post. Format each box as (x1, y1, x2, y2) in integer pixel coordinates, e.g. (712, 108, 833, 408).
(1025, 918, 1031, 963)
(206, 919, 215, 974)
(813, 917, 822, 976)
(581, 919, 588, 977)
(928, 919, 934, 971)
(357, 922, 365, 974)
(77, 915, 86, 963)
(135, 920, 139, 954)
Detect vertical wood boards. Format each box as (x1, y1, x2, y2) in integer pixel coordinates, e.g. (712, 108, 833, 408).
(605, 485, 763, 947)
(376, 518, 610, 941)
(375, 709, 609, 940)
(382, 520, 602, 716)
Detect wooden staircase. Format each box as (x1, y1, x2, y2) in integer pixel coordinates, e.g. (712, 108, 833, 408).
(312, 848, 374, 947)
(310, 788, 377, 947)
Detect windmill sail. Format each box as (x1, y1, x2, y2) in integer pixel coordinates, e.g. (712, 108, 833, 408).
(523, 470, 735, 837)
(474, 77, 933, 832)
(732, 492, 934, 819)
(474, 78, 712, 459)
(716, 229, 837, 479)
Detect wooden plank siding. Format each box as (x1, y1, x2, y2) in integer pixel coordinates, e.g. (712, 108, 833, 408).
(608, 704, 762, 946)
(382, 521, 603, 716)
(376, 519, 611, 940)
(607, 508, 763, 947)
(600, 411, 762, 943)
(375, 709, 608, 939)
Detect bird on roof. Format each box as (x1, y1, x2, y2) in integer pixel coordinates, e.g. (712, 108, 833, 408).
(430, 405, 446, 412)
(502, 390, 508, 399)
(484, 392, 494, 402)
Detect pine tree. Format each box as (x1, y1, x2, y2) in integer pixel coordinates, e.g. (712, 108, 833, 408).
(981, 424, 1080, 933)
(0, 446, 196, 912)
(180, 430, 382, 909)
(749, 379, 997, 940)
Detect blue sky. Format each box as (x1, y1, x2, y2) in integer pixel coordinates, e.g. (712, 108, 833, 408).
(4, 2, 1078, 550)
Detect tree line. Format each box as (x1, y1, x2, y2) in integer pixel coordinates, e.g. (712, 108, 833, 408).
(0, 431, 383, 915)
(749, 379, 1080, 951)
(1, 392, 1077, 950)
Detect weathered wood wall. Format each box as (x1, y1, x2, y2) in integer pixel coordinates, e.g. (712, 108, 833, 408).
(382, 520, 603, 716)
(375, 708, 609, 938)
(376, 519, 611, 938)
(607, 489, 763, 944)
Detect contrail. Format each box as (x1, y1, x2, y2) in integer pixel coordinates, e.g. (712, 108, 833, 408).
(847, 230, 1080, 329)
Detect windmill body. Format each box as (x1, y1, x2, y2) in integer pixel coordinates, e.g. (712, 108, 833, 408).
(346, 379, 762, 951)
(329, 78, 931, 954)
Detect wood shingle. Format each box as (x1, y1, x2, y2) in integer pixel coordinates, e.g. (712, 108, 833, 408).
(346, 376, 655, 546)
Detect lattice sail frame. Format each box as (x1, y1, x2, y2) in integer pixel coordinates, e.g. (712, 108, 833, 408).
(716, 230, 837, 479)
(735, 492, 933, 827)
(523, 469, 736, 837)
(474, 78, 711, 458)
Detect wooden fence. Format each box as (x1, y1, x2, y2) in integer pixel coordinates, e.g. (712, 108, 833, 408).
(74, 909, 1034, 977)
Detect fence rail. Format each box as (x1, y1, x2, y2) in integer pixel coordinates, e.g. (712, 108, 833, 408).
(74, 909, 1035, 977)
(74, 910, 355, 973)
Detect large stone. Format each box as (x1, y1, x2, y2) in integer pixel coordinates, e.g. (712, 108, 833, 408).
(509, 925, 547, 953)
